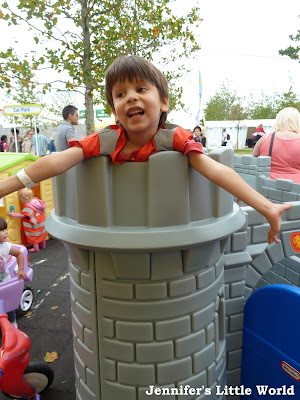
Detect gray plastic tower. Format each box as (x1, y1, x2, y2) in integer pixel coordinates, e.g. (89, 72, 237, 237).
(46, 149, 245, 400)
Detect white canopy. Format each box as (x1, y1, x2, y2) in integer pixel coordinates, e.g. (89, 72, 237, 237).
(203, 119, 275, 149)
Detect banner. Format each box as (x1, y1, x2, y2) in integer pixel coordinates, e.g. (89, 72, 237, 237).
(195, 69, 202, 126)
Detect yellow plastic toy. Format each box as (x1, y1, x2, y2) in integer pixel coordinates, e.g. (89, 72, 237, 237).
(0, 153, 54, 244)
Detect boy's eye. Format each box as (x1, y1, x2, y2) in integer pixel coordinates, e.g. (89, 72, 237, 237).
(138, 87, 147, 93)
(116, 92, 125, 98)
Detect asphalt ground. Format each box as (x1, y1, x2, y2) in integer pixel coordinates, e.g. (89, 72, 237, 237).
(0, 238, 76, 400)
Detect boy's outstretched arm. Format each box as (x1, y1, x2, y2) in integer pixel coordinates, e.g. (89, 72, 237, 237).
(188, 153, 292, 244)
(0, 147, 84, 199)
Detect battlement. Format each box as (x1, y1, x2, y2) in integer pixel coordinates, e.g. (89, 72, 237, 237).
(234, 154, 300, 202)
(46, 149, 300, 399)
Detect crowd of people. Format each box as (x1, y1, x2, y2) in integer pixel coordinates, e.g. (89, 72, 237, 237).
(0, 105, 80, 156)
(0, 127, 53, 155)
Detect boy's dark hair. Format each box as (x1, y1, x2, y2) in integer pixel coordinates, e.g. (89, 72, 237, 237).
(10, 128, 20, 135)
(63, 105, 78, 120)
(1, 135, 7, 141)
(0, 217, 7, 231)
(105, 55, 169, 127)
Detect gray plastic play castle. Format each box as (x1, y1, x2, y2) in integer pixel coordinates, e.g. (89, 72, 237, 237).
(45, 148, 300, 400)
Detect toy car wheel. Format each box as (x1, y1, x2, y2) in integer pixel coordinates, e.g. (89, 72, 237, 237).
(2, 361, 54, 398)
(19, 287, 34, 312)
(23, 361, 54, 392)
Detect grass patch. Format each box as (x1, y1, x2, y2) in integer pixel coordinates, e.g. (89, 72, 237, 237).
(234, 149, 253, 155)
(207, 148, 253, 155)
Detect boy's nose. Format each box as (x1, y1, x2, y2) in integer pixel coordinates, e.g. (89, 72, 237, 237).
(126, 90, 138, 102)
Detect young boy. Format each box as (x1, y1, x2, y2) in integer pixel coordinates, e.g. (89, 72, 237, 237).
(7, 188, 47, 253)
(0, 217, 27, 328)
(0, 55, 291, 243)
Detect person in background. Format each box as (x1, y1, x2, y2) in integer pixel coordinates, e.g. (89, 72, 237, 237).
(0, 217, 26, 328)
(252, 107, 300, 183)
(31, 127, 49, 156)
(193, 126, 202, 143)
(200, 132, 206, 148)
(221, 128, 228, 146)
(193, 126, 207, 147)
(9, 128, 22, 152)
(252, 123, 265, 147)
(0, 135, 9, 152)
(48, 134, 56, 153)
(7, 188, 47, 253)
(21, 129, 35, 154)
(55, 105, 79, 151)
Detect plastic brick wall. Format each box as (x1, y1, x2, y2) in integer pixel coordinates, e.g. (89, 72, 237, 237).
(46, 151, 300, 400)
(46, 149, 246, 400)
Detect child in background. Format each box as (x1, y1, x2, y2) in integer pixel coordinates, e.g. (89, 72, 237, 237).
(0, 55, 292, 244)
(0, 217, 26, 328)
(7, 188, 47, 253)
(0, 135, 9, 152)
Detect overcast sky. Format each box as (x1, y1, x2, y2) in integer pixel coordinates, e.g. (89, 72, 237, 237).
(0, 0, 299, 128)
(169, 0, 300, 127)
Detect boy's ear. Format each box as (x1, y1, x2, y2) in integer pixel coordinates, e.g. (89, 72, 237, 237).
(161, 97, 169, 112)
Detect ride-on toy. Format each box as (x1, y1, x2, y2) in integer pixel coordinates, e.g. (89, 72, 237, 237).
(0, 244, 34, 314)
(0, 245, 54, 399)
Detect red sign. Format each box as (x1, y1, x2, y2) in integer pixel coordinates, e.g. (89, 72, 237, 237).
(290, 232, 300, 253)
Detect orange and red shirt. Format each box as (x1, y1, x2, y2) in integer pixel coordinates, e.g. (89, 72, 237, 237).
(69, 123, 204, 164)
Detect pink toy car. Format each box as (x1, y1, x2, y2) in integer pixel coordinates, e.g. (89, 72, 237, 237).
(0, 245, 54, 399)
(0, 244, 34, 313)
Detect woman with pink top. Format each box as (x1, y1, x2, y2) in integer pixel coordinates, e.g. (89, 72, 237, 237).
(7, 188, 47, 252)
(252, 107, 300, 183)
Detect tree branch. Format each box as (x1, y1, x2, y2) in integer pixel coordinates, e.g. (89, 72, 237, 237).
(4, 5, 82, 58)
(90, 0, 123, 19)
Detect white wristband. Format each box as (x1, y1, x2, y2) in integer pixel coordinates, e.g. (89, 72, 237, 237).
(16, 168, 37, 188)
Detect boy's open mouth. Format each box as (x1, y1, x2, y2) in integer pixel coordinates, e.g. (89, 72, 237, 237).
(128, 109, 144, 118)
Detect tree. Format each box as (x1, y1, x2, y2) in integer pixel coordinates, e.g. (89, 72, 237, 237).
(248, 86, 300, 119)
(227, 104, 248, 121)
(274, 86, 300, 112)
(247, 93, 276, 119)
(279, 16, 300, 61)
(0, 0, 201, 134)
(203, 82, 247, 121)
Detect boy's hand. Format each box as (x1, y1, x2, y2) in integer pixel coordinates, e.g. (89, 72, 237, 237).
(266, 203, 292, 244)
(6, 212, 12, 216)
(18, 269, 27, 281)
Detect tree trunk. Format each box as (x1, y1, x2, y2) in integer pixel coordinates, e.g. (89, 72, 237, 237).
(81, 0, 95, 135)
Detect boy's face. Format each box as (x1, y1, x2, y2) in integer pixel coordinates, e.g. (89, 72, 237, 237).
(111, 78, 168, 139)
(0, 229, 8, 243)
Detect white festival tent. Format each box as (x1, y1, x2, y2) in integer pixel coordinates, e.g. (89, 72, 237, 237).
(203, 119, 275, 149)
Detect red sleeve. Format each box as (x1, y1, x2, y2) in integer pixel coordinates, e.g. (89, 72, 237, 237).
(182, 139, 205, 156)
(173, 126, 194, 151)
(172, 126, 204, 156)
(69, 132, 100, 159)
